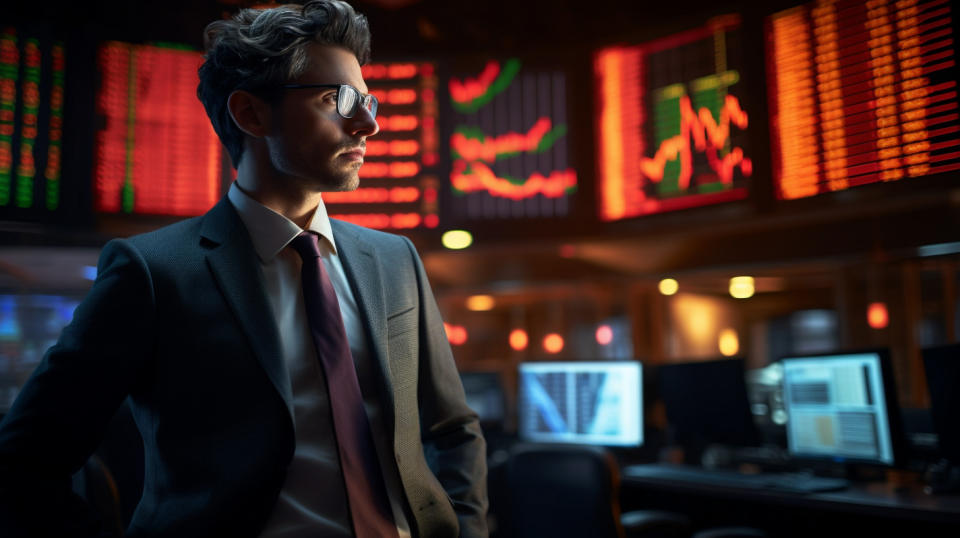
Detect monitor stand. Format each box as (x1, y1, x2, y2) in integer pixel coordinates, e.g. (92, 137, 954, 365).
(925, 460, 960, 495)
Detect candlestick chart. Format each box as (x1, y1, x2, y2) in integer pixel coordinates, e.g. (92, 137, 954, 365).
(596, 15, 753, 221)
(446, 59, 577, 221)
(325, 61, 440, 229)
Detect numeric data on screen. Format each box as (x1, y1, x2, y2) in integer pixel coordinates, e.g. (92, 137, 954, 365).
(767, 0, 959, 200)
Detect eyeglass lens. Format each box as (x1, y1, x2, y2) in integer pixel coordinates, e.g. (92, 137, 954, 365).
(337, 85, 378, 119)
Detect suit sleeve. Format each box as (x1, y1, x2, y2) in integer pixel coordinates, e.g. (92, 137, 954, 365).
(0, 239, 156, 537)
(402, 237, 489, 538)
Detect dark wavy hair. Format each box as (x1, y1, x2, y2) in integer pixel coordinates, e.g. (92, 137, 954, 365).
(197, 1, 371, 167)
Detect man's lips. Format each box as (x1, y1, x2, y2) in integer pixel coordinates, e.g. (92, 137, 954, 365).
(340, 147, 365, 161)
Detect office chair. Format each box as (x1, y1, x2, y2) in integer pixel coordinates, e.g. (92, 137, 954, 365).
(505, 443, 693, 538)
(72, 453, 125, 537)
(72, 398, 145, 536)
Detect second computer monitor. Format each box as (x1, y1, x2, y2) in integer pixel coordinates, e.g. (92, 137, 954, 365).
(922, 344, 960, 464)
(658, 358, 760, 450)
(517, 361, 643, 447)
(781, 350, 901, 466)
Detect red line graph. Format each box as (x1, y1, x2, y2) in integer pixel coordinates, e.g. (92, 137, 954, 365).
(451, 118, 552, 162)
(451, 160, 576, 200)
(448, 60, 499, 105)
(642, 94, 752, 189)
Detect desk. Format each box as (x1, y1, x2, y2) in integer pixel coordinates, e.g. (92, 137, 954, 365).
(622, 464, 960, 536)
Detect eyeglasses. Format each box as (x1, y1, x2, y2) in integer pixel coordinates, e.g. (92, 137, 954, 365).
(280, 83, 379, 119)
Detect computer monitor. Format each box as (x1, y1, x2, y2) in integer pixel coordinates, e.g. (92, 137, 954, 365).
(922, 344, 960, 464)
(459, 371, 506, 427)
(780, 350, 903, 466)
(658, 358, 761, 451)
(517, 361, 643, 447)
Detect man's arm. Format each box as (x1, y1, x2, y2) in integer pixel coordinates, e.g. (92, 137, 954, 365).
(0, 239, 155, 536)
(402, 237, 489, 538)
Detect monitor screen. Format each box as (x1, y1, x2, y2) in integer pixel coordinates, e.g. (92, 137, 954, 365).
(594, 15, 753, 220)
(922, 344, 960, 463)
(781, 351, 899, 466)
(459, 371, 506, 426)
(95, 41, 224, 217)
(443, 57, 578, 223)
(518, 361, 642, 447)
(0, 26, 69, 221)
(658, 358, 760, 449)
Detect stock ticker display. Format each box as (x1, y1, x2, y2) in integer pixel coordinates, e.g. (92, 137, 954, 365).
(324, 62, 440, 230)
(767, 0, 959, 200)
(595, 16, 753, 221)
(95, 42, 223, 217)
(445, 58, 577, 221)
(0, 27, 66, 218)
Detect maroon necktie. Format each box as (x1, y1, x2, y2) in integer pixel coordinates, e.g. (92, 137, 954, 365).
(289, 232, 399, 538)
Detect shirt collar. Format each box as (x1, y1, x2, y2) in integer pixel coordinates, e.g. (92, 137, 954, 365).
(227, 182, 338, 262)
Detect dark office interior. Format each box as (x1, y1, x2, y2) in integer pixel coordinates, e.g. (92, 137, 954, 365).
(2, 0, 960, 536)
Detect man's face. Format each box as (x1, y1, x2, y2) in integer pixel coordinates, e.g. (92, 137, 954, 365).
(264, 44, 379, 192)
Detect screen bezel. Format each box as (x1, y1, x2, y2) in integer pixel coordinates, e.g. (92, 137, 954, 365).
(921, 343, 960, 463)
(517, 360, 643, 447)
(779, 348, 905, 468)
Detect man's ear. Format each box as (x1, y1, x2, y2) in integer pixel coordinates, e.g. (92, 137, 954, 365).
(227, 90, 271, 138)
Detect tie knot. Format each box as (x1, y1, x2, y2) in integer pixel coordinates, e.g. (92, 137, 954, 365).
(289, 232, 322, 260)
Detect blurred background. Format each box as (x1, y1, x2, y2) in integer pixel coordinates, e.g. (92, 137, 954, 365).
(2, 0, 960, 536)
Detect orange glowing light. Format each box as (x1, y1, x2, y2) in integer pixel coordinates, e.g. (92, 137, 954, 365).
(322, 187, 421, 204)
(718, 328, 739, 357)
(329, 212, 422, 229)
(378, 115, 419, 131)
(370, 88, 417, 105)
(543, 333, 564, 354)
(595, 325, 613, 346)
(361, 63, 418, 80)
(867, 302, 889, 329)
(357, 161, 421, 178)
(365, 140, 421, 157)
(449, 60, 500, 105)
(509, 329, 529, 351)
(450, 160, 576, 200)
(450, 117, 553, 162)
(444, 323, 468, 345)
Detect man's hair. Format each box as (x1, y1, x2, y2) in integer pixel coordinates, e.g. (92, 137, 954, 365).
(197, 0, 371, 167)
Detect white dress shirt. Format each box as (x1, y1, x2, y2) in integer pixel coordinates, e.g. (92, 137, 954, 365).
(227, 184, 411, 538)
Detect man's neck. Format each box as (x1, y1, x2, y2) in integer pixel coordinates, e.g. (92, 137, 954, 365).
(234, 161, 321, 229)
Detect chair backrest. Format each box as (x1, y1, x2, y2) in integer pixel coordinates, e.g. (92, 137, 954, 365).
(507, 443, 624, 538)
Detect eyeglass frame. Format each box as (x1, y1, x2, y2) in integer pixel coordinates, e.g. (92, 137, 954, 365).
(279, 83, 379, 120)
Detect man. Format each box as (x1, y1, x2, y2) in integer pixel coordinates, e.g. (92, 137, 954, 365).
(0, 2, 488, 537)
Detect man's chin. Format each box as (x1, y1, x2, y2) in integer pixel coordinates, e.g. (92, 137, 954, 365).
(316, 173, 360, 192)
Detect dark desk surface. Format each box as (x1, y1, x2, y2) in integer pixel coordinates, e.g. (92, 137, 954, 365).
(623, 463, 960, 525)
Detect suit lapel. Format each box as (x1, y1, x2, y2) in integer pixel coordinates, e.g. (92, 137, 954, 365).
(332, 220, 396, 431)
(200, 199, 294, 424)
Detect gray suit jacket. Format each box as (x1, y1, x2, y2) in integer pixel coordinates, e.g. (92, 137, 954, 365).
(0, 198, 488, 537)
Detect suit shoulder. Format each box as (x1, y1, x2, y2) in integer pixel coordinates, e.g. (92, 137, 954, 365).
(332, 218, 413, 250)
(119, 216, 205, 261)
